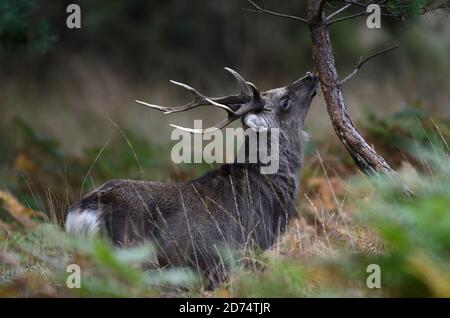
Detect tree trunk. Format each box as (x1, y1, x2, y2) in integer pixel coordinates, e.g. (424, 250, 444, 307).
(306, 1, 412, 195)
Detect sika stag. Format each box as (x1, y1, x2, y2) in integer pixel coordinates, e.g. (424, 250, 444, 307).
(66, 68, 318, 283)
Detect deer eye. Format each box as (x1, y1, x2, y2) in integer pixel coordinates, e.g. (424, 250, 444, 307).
(281, 98, 290, 111)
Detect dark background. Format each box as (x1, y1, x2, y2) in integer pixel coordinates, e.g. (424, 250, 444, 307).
(1, 0, 449, 155)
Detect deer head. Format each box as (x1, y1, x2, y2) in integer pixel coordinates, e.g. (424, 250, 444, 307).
(135, 68, 318, 136)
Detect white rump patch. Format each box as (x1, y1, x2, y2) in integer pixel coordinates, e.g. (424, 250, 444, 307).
(65, 209, 101, 236)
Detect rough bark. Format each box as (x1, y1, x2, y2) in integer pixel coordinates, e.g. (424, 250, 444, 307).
(245, 0, 412, 194)
(306, 0, 412, 195)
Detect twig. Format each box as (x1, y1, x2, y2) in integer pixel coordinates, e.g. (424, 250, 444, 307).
(243, 0, 309, 25)
(420, 2, 450, 14)
(328, 0, 392, 25)
(329, 11, 368, 24)
(360, 0, 450, 15)
(326, 3, 352, 21)
(329, 0, 388, 9)
(341, 45, 399, 84)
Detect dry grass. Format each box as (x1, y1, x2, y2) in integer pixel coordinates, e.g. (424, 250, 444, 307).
(0, 190, 46, 229)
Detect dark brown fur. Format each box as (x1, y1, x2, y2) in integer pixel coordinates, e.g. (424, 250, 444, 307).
(67, 73, 318, 284)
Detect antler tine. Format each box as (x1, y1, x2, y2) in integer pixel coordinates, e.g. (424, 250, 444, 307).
(136, 67, 263, 134)
(168, 80, 235, 113)
(170, 115, 238, 134)
(136, 68, 255, 115)
(168, 70, 261, 134)
(223, 67, 253, 98)
(135, 100, 173, 113)
(136, 80, 235, 115)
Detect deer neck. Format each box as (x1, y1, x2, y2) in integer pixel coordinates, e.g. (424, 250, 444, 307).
(236, 130, 304, 207)
(267, 132, 303, 206)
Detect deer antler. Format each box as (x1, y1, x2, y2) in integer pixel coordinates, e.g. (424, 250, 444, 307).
(136, 67, 264, 134)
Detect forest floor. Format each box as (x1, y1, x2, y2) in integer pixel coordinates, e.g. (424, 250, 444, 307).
(1, 108, 450, 297)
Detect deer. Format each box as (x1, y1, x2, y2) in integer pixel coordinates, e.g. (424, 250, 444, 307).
(65, 68, 319, 284)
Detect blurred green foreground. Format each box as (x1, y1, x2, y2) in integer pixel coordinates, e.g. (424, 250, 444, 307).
(1, 110, 450, 297)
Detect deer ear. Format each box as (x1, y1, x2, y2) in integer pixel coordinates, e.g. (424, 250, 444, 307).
(244, 113, 269, 131)
(302, 130, 310, 142)
(242, 84, 267, 131)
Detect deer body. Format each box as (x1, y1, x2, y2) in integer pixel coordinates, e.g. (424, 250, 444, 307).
(66, 69, 318, 281)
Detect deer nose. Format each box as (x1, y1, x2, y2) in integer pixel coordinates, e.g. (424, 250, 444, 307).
(305, 72, 318, 81)
(288, 72, 319, 91)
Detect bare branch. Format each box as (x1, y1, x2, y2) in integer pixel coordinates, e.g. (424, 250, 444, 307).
(329, 0, 448, 18)
(329, 0, 388, 9)
(418, 2, 450, 15)
(328, 10, 368, 25)
(326, 3, 352, 21)
(326, 1, 387, 22)
(243, 0, 309, 25)
(341, 45, 399, 84)
(328, 0, 393, 25)
(309, 18, 412, 194)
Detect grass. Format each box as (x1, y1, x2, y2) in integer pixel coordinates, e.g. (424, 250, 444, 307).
(1, 109, 450, 297)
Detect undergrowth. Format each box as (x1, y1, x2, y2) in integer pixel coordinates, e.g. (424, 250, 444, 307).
(1, 108, 449, 297)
